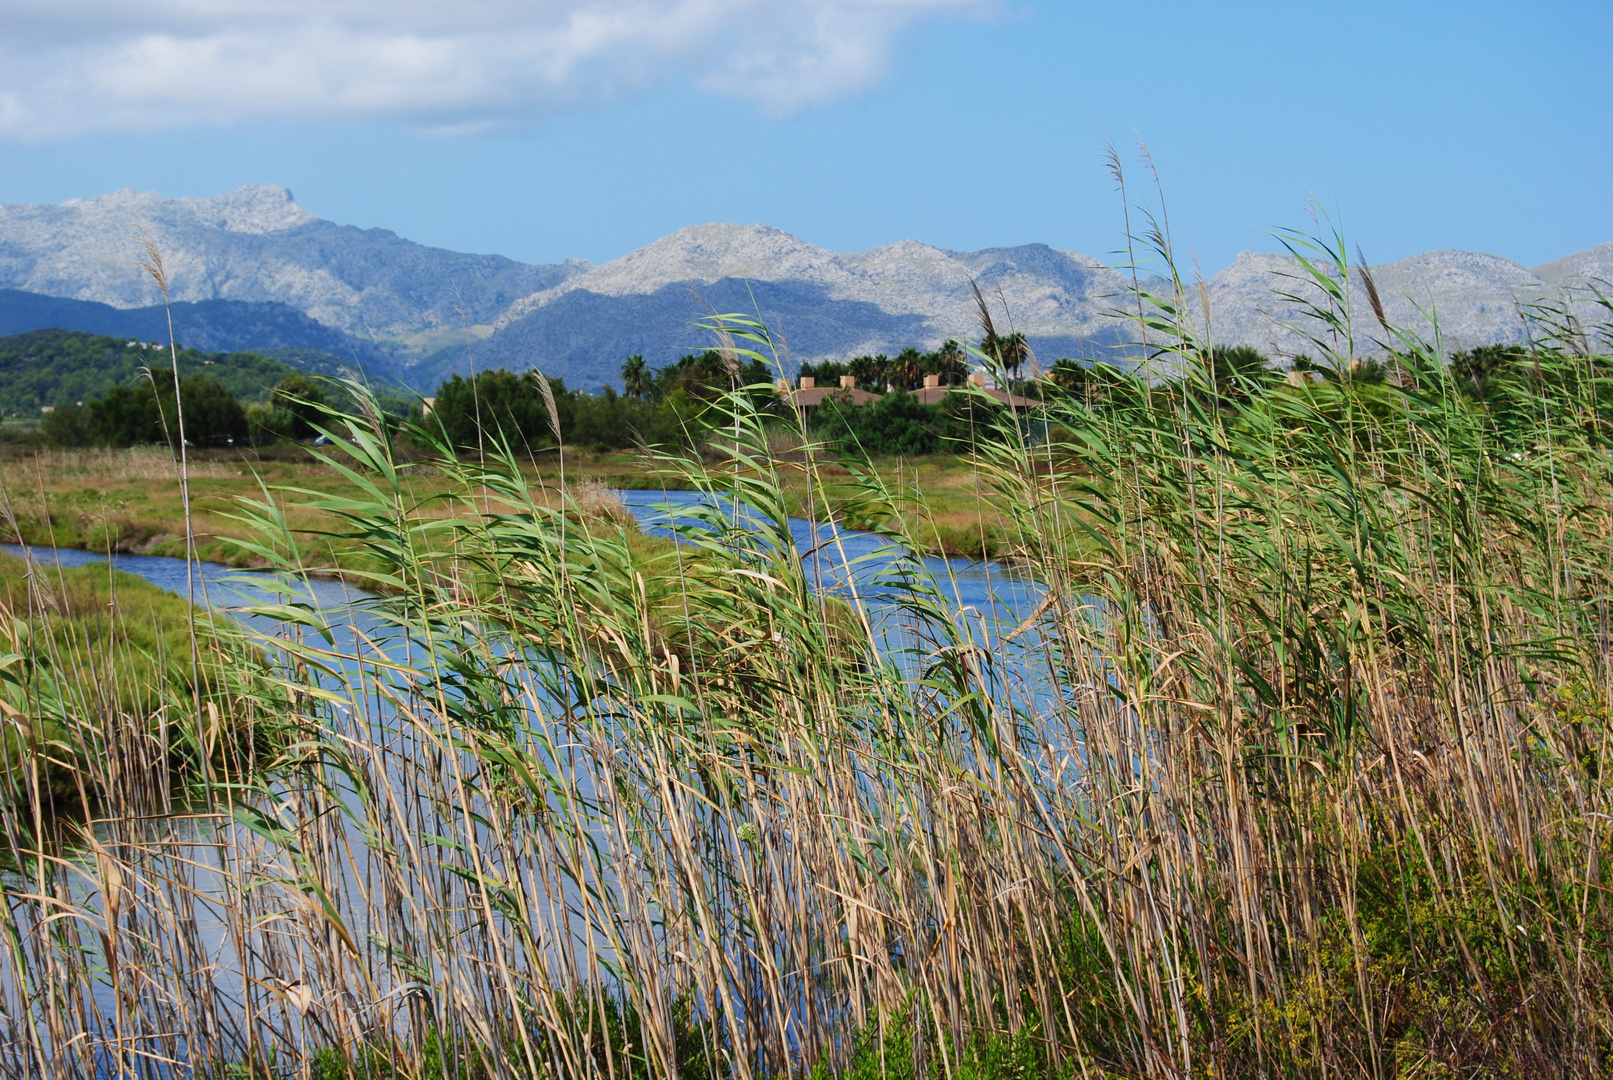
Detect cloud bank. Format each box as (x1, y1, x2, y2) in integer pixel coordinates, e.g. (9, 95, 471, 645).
(0, 1, 996, 141)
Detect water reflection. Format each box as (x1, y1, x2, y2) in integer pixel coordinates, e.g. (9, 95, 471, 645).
(1, 496, 1055, 1074)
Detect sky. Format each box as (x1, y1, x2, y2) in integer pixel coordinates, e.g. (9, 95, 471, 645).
(0, 1, 1608, 273)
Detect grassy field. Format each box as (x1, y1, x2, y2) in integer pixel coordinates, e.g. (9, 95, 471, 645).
(0, 549, 273, 812)
(0, 441, 1018, 569)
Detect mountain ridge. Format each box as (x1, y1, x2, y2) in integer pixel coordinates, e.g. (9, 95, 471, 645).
(0, 185, 587, 346)
(479, 223, 1150, 386)
(1, 186, 1607, 393)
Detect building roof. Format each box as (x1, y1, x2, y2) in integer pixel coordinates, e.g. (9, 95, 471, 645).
(779, 386, 883, 408)
(912, 385, 1043, 408)
(778, 383, 1044, 410)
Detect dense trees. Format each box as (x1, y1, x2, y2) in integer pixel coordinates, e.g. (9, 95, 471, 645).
(39, 368, 349, 450)
(431, 342, 1056, 459)
(269, 375, 327, 440)
(806, 383, 1035, 456)
(40, 333, 1544, 462)
(431, 369, 559, 450)
(41, 402, 90, 447)
(1449, 343, 1528, 400)
(46, 371, 251, 448)
(808, 389, 945, 455)
(427, 350, 779, 453)
(800, 341, 969, 393)
(0, 329, 372, 416)
(8, 327, 413, 451)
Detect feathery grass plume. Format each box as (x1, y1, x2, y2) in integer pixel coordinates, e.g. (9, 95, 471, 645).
(135, 228, 210, 799)
(1356, 243, 1391, 337)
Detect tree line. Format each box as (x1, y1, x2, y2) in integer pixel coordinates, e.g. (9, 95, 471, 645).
(426, 350, 776, 453)
(43, 372, 334, 448)
(427, 344, 1030, 458)
(59, 336, 1520, 461)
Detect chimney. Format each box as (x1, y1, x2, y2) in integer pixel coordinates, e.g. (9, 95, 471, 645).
(799, 376, 815, 389)
(840, 375, 856, 389)
(923, 374, 940, 389)
(967, 372, 985, 387)
(776, 377, 790, 393)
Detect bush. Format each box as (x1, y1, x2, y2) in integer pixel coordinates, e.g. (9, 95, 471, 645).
(811, 389, 944, 455)
(269, 374, 327, 440)
(40, 403, 89, 447)
(77, 371, 248, 448)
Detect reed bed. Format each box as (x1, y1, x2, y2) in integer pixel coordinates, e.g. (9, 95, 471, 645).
(0, 215, 1611, 1080)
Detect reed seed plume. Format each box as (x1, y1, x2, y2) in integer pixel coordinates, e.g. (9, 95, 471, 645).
(535, 367, 562, 446)
(970, 277, 998, 349)
(1357, 242, 1390, 333)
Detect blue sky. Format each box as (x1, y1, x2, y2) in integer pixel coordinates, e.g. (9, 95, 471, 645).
(1, 2, 1607, 272)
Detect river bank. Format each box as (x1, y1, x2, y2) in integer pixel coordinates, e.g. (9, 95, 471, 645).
(0, 443, 1019, 568)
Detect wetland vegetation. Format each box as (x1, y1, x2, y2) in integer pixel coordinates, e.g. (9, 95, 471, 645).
(2, 209, 1613, 1079)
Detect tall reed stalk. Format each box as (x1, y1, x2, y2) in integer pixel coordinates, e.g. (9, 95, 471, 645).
(0, 199, 1611, 1079)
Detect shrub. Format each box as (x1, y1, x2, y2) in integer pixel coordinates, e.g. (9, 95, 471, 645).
(79, 371, 248, 447)
(811, 388, 944, 455)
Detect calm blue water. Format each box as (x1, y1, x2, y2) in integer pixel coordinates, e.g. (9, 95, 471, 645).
(2, 543, 362, 618)
(4, 496, 1053, 1075)
(7, 491, 1043, 633)
(613, 488, 1042, 635)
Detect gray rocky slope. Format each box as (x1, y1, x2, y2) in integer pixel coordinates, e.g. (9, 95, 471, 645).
(474, 224, 1153, 388)
(482, 224, 1610, 389)
(1, 186, 1606, 392)
(1199, 248, 1607, 360)
(0, 185, 584, 348)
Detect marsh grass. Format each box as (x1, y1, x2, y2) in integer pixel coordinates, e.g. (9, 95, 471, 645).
(3, 196, 1613, 1079)
(0, 550, 283, 815)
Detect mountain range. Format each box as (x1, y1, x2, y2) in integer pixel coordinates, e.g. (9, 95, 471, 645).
(0, 185, 1607, 393)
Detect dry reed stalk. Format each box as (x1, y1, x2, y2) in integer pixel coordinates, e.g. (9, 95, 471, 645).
(2, 204, 1613, 1080)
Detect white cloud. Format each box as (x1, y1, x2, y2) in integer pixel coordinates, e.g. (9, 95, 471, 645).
(0, 1, 997, 141)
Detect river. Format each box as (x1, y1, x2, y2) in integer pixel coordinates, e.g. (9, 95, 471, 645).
(1, 490, 1053, 1077)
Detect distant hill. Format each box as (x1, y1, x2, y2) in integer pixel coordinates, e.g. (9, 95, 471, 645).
(0, 329, 404, 416)
(0, 288, 394, 369)
(475, 224, 1149, 390)
(2, 186, 1607, 393)
(0, 185, 587, 382)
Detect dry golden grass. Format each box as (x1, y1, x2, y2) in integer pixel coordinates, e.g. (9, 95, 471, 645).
(0, 443, 1016, 566)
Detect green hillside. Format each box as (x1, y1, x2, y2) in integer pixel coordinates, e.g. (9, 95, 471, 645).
(0, 330, 412, 416)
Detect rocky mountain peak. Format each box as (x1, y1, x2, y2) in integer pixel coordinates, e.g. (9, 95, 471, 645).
(177, 184, 317, 234)
(52, 183, 317, 235)
(0, 186, 580, 343)
(1534, 242, 1613, 286)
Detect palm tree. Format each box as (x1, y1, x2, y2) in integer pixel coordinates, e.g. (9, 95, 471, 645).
(983, 331, 1030, 382)
(849, 354, 881, 389)
(892, 347, 924, 391)
(620, 354, 648, 399)
(934, 339, 968, 384)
